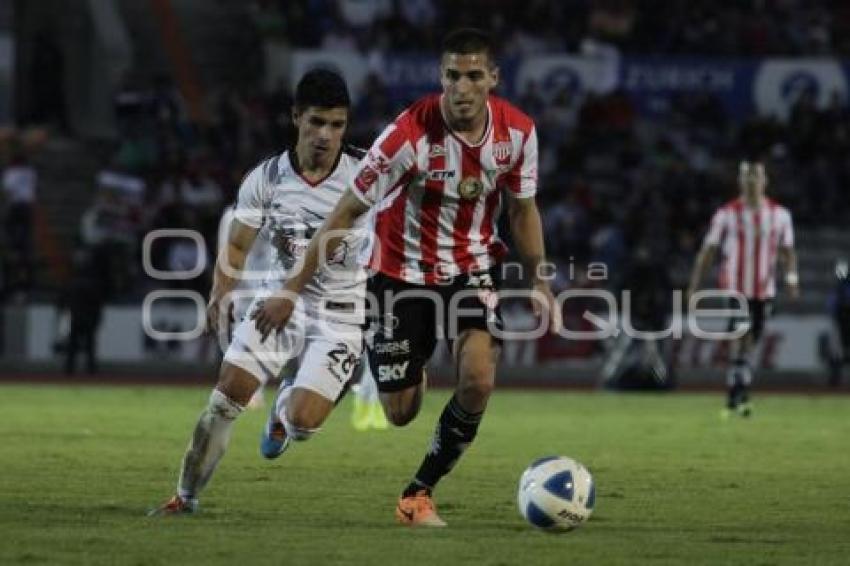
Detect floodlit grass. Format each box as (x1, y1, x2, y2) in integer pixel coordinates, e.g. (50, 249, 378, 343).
(1, 384, 849, 565)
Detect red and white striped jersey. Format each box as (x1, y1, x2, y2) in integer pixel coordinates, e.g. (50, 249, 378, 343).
(351, 94, 538, 284)
(703, 197, 794, 299)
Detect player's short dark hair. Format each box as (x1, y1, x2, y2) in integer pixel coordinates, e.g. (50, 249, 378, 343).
(294, 69, 350, 111)
(441, 28, 496, 64)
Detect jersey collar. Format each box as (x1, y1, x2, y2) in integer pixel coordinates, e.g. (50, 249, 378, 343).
(439, 95, 493, 148)
(288, 146, 343, 188)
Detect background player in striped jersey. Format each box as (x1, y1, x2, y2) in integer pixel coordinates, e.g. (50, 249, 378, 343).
(151, 69, 370, 514)
(687, 159, 799, 417)
(254, 28, 561, 526)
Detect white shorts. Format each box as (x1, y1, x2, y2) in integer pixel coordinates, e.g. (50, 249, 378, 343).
(223, 299, 363, 402)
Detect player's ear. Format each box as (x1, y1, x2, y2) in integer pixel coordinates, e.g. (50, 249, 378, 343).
(291, 107, 301, 128)
(490, 65, 500, 89)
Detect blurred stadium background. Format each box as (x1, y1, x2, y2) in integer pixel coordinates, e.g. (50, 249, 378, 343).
(0, 0, 848, 388)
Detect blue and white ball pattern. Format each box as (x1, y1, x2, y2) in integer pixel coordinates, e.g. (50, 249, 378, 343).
(518, 456, 595, 531)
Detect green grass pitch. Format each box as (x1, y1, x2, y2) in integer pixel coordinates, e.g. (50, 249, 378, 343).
(1, 384, 849, 565)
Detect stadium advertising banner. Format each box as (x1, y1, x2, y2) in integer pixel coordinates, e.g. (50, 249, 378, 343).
(513, 54, 618, 101)
(289, 49, 518, 106)
(619, 57, 758, 118)
(752, 58, 849, 121)
(14, 305, 835, 376)
(288, 50, 850, 123)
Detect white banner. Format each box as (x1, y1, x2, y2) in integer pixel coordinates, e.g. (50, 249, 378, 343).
(753, 58, 848, 120)
(514, 54, 617, 103)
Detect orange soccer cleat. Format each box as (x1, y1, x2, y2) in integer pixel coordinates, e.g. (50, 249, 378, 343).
(395, 490, 447, 527)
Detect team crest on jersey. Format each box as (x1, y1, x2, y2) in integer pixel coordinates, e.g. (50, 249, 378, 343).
(458, 177, 484, 200)
(492, 141, 512, 166)
(429, 143, 446, 158)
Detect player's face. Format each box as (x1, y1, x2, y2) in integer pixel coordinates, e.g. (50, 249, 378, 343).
(738, 162, 767, 200)
(292, 106, 349, 164)
(440, 52, 498, 125)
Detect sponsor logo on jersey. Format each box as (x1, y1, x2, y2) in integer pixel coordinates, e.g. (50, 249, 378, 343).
(428, 169, 455, 181)
(458, 176, 484, 200)
(374, 339, 411, 356)
(327, 239, 350, 266)
(377, 361, 409, 382)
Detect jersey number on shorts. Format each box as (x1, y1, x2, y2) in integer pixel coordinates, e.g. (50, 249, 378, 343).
(326, 343, 358, 382)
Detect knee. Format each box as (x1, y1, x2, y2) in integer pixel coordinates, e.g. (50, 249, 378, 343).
(458, 364, 495, 401)
(208, 389, 244, 420)
(382, 388, 422, 427)
(286, 404, 324, 431)
(385, 404, 418, 427)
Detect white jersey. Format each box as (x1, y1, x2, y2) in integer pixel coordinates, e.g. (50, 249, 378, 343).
(703, 197, 794, 300)
(217, 204, 273, 321)
(233, 148, 368, 321)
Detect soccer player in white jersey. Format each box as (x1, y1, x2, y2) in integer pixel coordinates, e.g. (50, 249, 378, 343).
(254, 29, 561, 526)
(151, 69, 368, 514)
(687, 159, 799, 417)
(216, 203, 273, 408)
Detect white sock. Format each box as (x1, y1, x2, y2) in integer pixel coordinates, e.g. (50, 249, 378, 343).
(177, 389, 244, 502)
(274, 381, 292, 424)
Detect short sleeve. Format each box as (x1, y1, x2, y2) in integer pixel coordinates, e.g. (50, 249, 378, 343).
(350, 118, 416, 206)
(505, 126, 539, 199)
(233, 163, 267, 229)
(703, 208, 726, 247)
(780, 208, 795, 247)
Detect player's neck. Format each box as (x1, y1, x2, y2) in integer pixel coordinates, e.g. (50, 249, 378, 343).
(441, 97, 489, 145)
(743, 195, 764, 209)
(293, 145, 338, 181)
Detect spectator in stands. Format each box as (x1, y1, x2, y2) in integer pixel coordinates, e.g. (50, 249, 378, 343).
(61, 244, 105, 375)
(1, 150, 37, 291)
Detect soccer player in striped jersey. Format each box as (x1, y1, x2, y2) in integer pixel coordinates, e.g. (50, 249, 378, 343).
(687, 160, 799, 417)
(151, 69, 369, 515)
(253, 28, 561, 526)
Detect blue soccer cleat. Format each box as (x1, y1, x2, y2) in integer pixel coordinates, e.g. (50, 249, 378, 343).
(260, 384, 292, 459)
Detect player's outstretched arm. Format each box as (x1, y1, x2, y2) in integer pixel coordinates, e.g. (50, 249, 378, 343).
(507, 196, 562, 334)
(207, 220, 258, 334)
(686, 244, 717, 303)
(252, 189, 370, 340)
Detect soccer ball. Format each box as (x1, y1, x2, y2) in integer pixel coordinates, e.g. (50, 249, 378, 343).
(517, 456, 595, 532)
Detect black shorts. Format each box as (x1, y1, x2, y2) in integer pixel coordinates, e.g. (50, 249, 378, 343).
(365, 268, 504, 393)
(727, 298, 774, 342)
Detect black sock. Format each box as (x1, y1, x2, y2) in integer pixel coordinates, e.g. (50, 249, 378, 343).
(402, 395, 483, 498)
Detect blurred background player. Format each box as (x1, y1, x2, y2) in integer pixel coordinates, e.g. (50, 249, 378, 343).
(350, 361, 388, 431)
(827, 258, 850, 386)
(253, 28, 561, 527)
(601, 242, 673, 390)
(687, 160, 799, 417)
(151, 69, 368, 515)
(215, 202, 273, 408)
